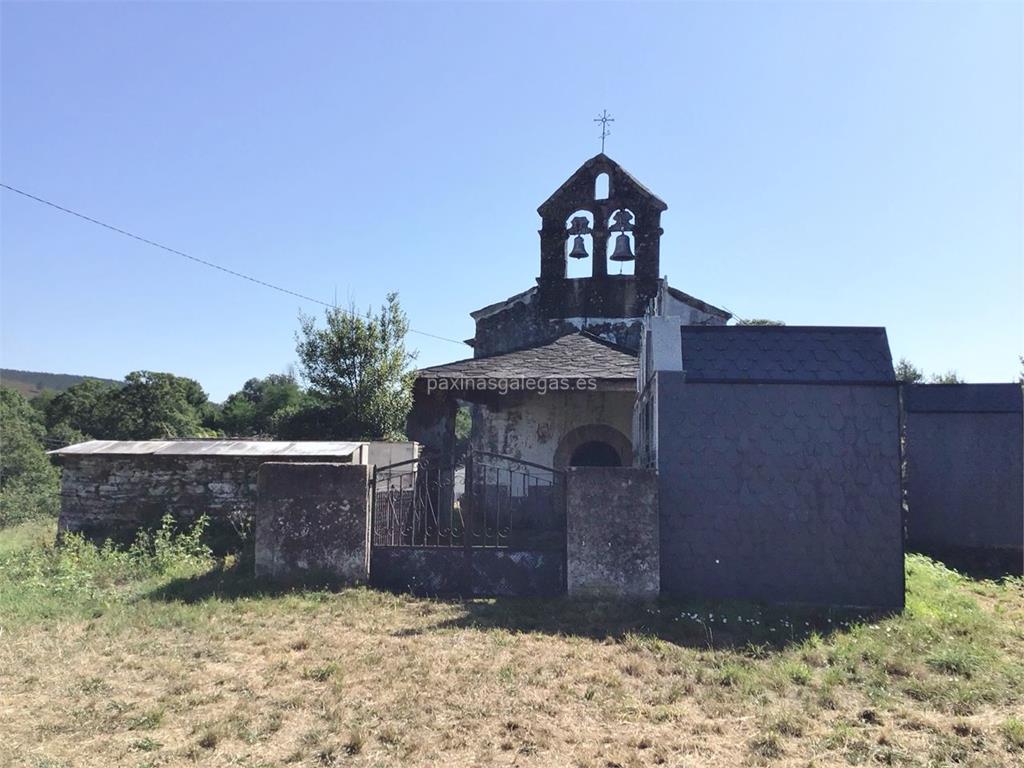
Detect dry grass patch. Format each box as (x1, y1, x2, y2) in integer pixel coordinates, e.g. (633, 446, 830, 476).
(1, 521, 1022, 766)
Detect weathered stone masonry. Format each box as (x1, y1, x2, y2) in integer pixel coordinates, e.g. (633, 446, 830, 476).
(566, 467, 659, 598)
(254, 462, 371, 583)
(57, 454, 266, 544)
(52, 441, 366, 546)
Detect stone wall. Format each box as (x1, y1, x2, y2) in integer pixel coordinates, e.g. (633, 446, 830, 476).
(254, 462, 370, 583)
(566, 467, 659, 598)
(471, 283, 726, 358)
(369, 548, 565, 597)
(56, 454, 351, 547)
(657, 375, 903, 608)
(903, 384, 1023, 572)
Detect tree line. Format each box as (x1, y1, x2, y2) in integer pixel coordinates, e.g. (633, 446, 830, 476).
(1, 294, 416, 525)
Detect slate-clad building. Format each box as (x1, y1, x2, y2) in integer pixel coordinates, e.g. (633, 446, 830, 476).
(903, 384, 1023, 573)
(637, 322, 904, 608)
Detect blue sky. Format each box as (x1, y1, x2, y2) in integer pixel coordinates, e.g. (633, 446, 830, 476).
(2, 1, 1021, 401)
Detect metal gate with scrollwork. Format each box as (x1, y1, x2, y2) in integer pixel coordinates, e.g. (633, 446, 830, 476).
(369, 450, 566, 596)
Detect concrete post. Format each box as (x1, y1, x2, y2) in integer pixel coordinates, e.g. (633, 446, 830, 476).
(565, 467, 660, 598)
(254, 462, 371, 583)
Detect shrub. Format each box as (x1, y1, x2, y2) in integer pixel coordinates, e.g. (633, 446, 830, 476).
(0, 514, 213, 625)
(0, 387, 60, 526)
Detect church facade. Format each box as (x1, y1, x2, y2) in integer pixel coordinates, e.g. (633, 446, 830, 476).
(403, 152, 909, 607)
(408, 153, 729, 468)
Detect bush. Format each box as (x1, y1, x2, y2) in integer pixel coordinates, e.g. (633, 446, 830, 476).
(0, 387, 60, 526)
(0, 515, 213, 623)
(0, 482, 59, 528)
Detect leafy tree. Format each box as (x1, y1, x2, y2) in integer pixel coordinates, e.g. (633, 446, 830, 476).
(894, 358, 925, 384)
(894, 358, 963, 384)
(45, 422, 88, 450)
(454, 404, 472, 461)
(271, 401, 343, 440)
(218, 374, 306, 436)
(929, 370, 963, 384)
(737, 318, 786, 326)
(294, 292, 416, 439)
(102, 371, 218, 439)
(40, 378, 119, 440)
(0, 387, 60, 525)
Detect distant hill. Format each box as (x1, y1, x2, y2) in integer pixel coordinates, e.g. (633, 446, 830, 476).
(0, 369, 121, 399)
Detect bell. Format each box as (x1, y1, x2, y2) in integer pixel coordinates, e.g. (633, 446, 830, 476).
(610, 233, 634, 262)
(568, 235, 589, 259)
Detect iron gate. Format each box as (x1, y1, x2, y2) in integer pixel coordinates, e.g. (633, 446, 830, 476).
(369, 451, 566, 596)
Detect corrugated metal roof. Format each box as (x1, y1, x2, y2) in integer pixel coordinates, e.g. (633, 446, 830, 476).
(49, 439, 365, 458)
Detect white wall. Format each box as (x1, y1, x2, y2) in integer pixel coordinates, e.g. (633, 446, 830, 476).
(366, 441, 419, 470)
(472, 390, 635, 468)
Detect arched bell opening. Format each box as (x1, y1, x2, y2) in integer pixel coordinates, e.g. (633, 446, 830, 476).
(564, 210, 594, 278)
(594, 172, 610, 200)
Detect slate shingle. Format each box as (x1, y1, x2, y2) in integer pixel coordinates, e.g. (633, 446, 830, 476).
(418, 332, 638, 382)
(680, 326, 894, 383)
(903, 383, 1023, 413)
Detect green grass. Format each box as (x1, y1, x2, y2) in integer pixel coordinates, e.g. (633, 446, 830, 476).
(1, 523, 1022, 767)
(0, 515, 215, 626)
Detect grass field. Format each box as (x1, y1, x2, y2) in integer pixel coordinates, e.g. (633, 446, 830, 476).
(1, 520, 1022, 768)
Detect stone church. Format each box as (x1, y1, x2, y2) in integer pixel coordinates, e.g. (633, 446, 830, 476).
(407, 153, 729, 467)
(46, 153, 1018, 606)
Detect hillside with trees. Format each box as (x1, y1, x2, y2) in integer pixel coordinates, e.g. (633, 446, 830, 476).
(1, 294, 418, 526)
(0, 369, 120, 398)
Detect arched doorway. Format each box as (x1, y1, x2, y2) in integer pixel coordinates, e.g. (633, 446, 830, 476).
(554, 425, 632, 469)
(569, 440, 622, 467)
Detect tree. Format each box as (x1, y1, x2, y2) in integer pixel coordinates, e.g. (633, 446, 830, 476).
(294, 292, 416, 439)
(40, 377, 119, 439)
(103, 371, 218, 439)
(0, 387, 60, 525)
(894, 358, 963, 384)
(737, 318, 785, 326)
(218, 374, 306, 436)
(894, 358, 924, 384)
(929, 370, 963, 384)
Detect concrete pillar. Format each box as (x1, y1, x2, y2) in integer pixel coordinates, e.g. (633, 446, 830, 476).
(566, 467, 660, 598)
(254, 462, 370, 583)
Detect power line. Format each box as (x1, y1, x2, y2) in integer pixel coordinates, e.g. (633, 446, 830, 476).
(0, 182, 466, 345)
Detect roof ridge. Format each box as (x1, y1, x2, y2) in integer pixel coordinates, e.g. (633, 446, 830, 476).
(685, 325, 888, 333)
(417, 331, 636, 375)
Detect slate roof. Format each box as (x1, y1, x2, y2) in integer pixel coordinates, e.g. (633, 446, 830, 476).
(49, 440, 365, 458)
(680, 326, 895, 383)
(417, 332, 638, 382)
(903, 384, 1023, 413)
